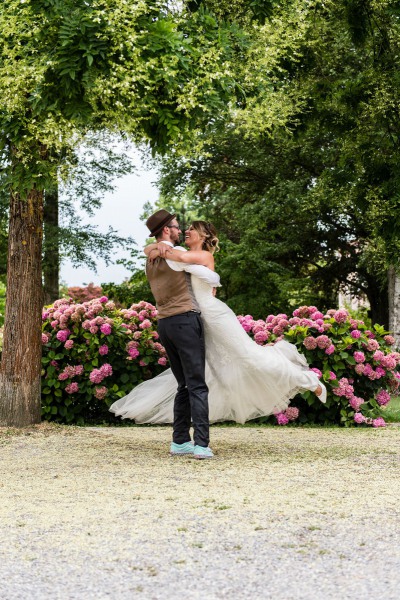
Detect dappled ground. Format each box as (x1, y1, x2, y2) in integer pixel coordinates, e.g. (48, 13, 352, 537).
(1, 424, 399, 599)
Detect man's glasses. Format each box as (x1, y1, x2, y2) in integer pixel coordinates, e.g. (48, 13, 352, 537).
(167, 225, 180, 230)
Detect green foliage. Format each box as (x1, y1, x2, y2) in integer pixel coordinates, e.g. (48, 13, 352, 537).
(1, 0, 247, 196)
(154, 0, 400, 326)
(41, 297, 167, 424)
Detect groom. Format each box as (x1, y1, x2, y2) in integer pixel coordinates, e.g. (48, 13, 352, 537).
(145, 209, 219, 459)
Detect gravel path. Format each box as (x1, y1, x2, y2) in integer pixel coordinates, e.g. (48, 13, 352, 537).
(1, 424, 399, 599)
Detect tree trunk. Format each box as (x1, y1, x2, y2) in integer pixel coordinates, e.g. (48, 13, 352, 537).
(0, 188, 44, 426)
(365, 274, 389, 328)
(43, 185, 59, 305)
(388, 266, 400, 348)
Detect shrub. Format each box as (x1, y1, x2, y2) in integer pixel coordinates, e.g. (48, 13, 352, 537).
(41, 297, 167, 424)
(66, 283, 104, 303)
(42, 298, 399, 427)
(239, 306, 400, 426)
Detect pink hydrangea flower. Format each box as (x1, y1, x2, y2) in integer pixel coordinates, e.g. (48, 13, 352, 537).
(89, 369, 104, 384)
(42, 333, 50, 344)
(254, 331, 269, 344)
(384, 335, 395, 345)
(99, 296, 108, 303)
(94, 386, 108, 400)
(56, 329, 70, 343)
(128, 347, 139, 359)
(239, 317, 255, 332)
(310, 311, 324, 321)
(89, 325, 99, 334)
(139, 319, 152, 330)
(325, 344, 335, 355)
(329, 371, 337, 380)
(355, 363, 365, 375)
(375, 367, 386, 378)
(75, 365, 84, 376)
(158, 357, 168, 366)
(316, 335, 330, 349)
(289, 317, 301, 326)
(64, 339, 74, 350)
(65, 382, 79, 394)
(99, 344, 109, 356)
(373, 350, 385, 362)
(372, 417, 386, 428)
(285, 407, 299, 421)
(276, 412, 289, 425)
(100, 363, 113, 377)
(100, 323, 112, 335)
(381, 355, 397, 370)
(354, 351, 366, 363)
(376, 390, 391, 406)
(58, 372, 69, 381)
(139, 360, 147, 367)
(332, 378, 354, 398)
(303, 336, 318, 350)
(350, 330, 361, 339)
(50, 360, 58, 367)
(354, 413, 366, 424)
(366, 339, 379, 351)
(349, 396, 364, 411)
(333, 309, 348, 323)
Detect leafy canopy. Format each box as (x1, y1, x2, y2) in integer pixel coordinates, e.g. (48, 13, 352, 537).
(0, 0, 246, 192)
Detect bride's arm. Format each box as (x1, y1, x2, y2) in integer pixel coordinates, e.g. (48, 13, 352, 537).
(166, 248, 214, 270)
(144, 243, 214, 269)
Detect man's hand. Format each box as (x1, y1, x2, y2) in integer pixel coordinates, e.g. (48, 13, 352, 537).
(157, 243, 173, 258)
(147, 248, 159, 263)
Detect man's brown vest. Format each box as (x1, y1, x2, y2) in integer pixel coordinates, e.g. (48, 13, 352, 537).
(146, 258, 200, 319)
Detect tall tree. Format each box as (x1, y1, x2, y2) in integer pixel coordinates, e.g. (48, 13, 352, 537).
(156, 0, 400, 325)
(0, 0, 245, 426)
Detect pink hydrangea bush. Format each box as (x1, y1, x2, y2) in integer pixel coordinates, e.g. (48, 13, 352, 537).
(238, 307, 399, 426)
(41, 298, 167, 424)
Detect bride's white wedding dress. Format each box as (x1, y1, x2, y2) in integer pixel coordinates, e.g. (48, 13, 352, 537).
(109, 269, 326, 424)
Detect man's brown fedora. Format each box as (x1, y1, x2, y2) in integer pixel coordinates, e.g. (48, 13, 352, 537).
(146, 209, 176, 237)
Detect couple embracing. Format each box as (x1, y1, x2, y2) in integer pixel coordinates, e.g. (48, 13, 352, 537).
(110, 209, 326, 458)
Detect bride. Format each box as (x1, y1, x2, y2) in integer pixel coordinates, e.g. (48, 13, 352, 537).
(109, 221, 326, 424)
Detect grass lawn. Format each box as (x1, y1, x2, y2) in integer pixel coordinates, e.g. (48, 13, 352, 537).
(383, 395, 400, 423)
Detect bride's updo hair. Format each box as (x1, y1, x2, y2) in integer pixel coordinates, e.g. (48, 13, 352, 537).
(191, 221, 220, 254)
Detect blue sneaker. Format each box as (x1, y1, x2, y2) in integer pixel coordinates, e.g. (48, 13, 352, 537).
(170, 441, 194, 456)
(193, 445, 214, 460)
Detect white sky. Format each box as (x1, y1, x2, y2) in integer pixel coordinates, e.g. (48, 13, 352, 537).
(60, 153, 159, 287)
